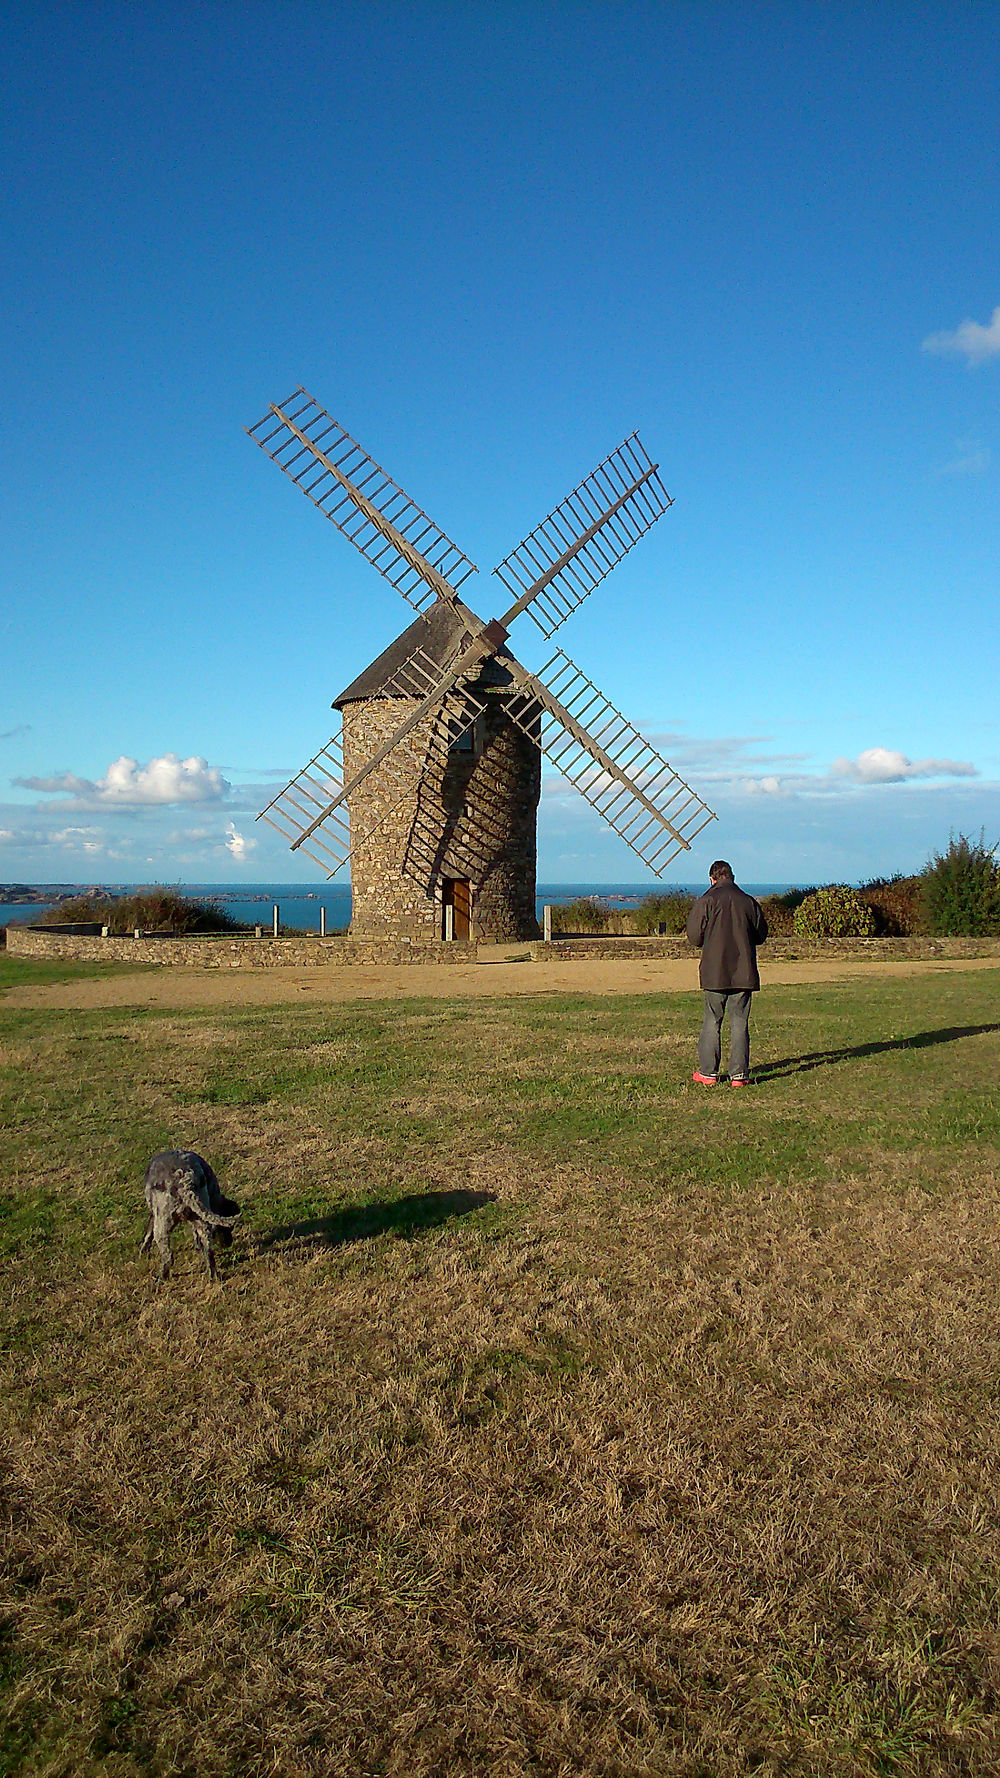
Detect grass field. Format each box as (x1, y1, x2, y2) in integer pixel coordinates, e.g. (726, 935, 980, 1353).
(2, 958, 1000, 1776)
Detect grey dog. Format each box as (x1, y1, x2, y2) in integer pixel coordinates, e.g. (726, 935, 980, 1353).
(140, 1150, 241, 1281)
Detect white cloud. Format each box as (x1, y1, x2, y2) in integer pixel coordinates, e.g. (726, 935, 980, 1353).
(16, 772, 95, 796)
(31, 825, 103, 851)
(166, 825, 214, 846)
(538, 728, 981, 813)
(49, 825, 116, 854)
(14, 753, 230, 807)
(832, 747, 977, 784)
(648, 730, 793, 766)
(922, 305, 1000, 366)
(224, 822, 257, 860)
(0, 828, 13, 842)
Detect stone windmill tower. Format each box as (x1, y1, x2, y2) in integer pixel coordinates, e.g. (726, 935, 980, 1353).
(248, 390, 716, 941)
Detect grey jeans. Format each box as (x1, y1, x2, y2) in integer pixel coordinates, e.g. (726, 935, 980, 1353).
(698, 989, 753, 1079)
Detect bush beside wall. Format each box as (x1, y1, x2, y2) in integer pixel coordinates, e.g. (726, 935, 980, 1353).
(922, 833, 1000, 937)
(859, 876, 925, 937)
(793, 886, 876, 939)
(547, 839, 1000, 940)
(37, 890, 245, 936)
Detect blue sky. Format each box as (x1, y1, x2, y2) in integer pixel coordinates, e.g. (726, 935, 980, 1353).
(3, 0, 998, 888)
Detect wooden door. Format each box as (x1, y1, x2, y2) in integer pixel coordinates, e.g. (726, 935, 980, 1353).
(442, 878, 472, 940)
(453, 879, 472, 940)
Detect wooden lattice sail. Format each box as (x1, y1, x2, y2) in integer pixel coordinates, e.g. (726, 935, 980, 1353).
(247, 390, 716, 939)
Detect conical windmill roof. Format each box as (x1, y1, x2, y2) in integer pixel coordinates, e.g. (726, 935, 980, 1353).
(333, 598, 517, 708)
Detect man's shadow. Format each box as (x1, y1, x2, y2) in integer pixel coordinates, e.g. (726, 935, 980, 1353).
(257, 1188, 496, 1253)
(754, 1022, 999, 1083)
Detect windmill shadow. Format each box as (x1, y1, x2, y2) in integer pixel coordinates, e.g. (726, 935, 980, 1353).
(754, 1022, 1000, 1082)
(257, 1188, 496, 1254)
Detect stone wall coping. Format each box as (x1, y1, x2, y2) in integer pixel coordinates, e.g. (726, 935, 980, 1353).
(531, 935, 1000, 962)
(7, 925, 1000, 969)
(5, 928, 478, 968)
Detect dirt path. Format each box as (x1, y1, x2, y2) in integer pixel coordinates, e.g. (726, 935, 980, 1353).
(6, 949, 1000, 1010)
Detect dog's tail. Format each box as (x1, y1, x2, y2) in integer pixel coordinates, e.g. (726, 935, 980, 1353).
(179, 1187, 241, 1229)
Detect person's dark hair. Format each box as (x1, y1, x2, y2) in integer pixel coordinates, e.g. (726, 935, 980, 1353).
(709, 860, 734, 882)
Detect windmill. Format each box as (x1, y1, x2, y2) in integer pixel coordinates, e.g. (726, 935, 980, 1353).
(248, 389, 716, 941)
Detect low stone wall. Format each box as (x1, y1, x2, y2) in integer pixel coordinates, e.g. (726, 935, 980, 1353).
(8, 925, 1000, 970)
(530, 935, 1000, 963)
(550, 934, 1000, 962)
(5, 928, 478, 968)
(777, 936, 1000, 960)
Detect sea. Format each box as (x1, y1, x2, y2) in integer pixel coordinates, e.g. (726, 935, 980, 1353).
(1, 880, 800, 932)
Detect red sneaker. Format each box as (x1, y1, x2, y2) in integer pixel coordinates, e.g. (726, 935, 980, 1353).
(692, 1071, 717, 1086)
(730, 1077, 748, 1088)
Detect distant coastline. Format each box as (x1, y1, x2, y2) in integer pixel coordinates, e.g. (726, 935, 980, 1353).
(0, 884, 114, 907)
(1, 878, 804, 932)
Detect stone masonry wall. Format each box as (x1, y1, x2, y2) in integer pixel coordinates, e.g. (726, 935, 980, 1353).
(343, 688, 541, 942)
(6, 928, 477, 968)
(529, 935, 1000, 962)
(10, 926, 997, 970)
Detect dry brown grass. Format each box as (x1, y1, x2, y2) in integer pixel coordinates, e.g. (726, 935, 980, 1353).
(2, 974, 1000, 1774)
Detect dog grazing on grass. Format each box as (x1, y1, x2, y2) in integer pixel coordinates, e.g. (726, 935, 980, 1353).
(140, 1150, 241, 1282)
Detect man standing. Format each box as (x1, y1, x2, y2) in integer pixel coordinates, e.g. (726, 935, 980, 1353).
(685, 861, 768, 1087)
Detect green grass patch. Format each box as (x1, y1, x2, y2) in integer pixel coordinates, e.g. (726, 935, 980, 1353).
(1, 969, 1000, 1774)
(0, 952, 156, 993)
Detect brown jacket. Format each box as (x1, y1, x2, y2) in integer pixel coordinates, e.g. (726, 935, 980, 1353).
(686, 880, 768, 991)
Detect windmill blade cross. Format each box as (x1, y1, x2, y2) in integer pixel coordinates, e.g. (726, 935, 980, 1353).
(246, 389, 477, 614)
(248, 392, 718, 897)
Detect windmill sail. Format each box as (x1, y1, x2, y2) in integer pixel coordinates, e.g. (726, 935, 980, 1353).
(247, 389, 477, 612)
(492, 435, 672, 637)
(505, 651, 716, 874)
(256, 657, 488, 877)
(256, 728, 353, 877)
(249, 393, 717, 905)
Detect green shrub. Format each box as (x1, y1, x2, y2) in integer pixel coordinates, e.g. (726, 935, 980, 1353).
(631, 892, 694, 935)
(756, 895, 792, 937)
(859, 875, 924, 937)
(40, 890, 244, 935)
(549, 897, 611, 935)
(792, 885, 876, 939)
(775, 888, 813, 912)
(920, 833, 1000, 936)
(750, 889, 813, 938)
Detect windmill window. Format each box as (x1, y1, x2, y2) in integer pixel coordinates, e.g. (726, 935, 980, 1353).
(450, 716, 481, 756)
